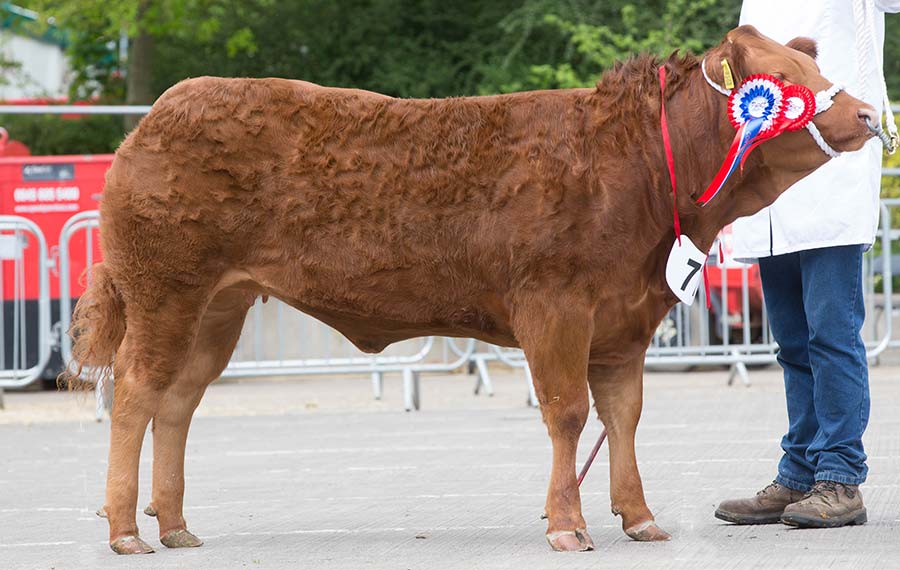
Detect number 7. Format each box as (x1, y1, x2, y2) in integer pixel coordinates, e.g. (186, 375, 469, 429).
(681, 259, 702, 291)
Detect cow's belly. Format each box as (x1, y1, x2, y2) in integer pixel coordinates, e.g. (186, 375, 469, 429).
(252, 270, 519, 353)
(285, 300, 519, 353)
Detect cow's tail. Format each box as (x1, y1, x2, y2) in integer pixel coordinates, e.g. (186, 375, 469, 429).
(59, 262, 126, 389)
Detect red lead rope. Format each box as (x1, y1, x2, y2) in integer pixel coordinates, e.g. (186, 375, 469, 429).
(577, 428, 607, 487)
(658, 66, 681, 246)
(659, 65, 712, 310)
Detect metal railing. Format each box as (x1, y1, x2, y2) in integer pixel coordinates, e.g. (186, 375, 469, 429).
(56, 210, 478, 413)
(0, 216, 51, 394)
(0, 105, 152, 115)
(57, 211, 105, 416)
(473, 199, 898, 392)
(220, 299, 479, 412)
(877, 197, 900, 350)
(645, 201, 893, 367)
(44, 197, 900, 413)
(58, 210, 98, 370)
(8, 190, 900, 414)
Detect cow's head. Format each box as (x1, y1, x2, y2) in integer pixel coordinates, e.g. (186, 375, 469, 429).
(704, 25, 876, 173)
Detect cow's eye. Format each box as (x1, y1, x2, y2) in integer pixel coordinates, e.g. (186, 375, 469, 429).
(773, 72, 786, 81)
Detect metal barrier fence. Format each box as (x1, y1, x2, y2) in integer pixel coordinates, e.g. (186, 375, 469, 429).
(221, 299, 479, 412)
(0, 216, 51, 395)
(643, 201, 894, 370)
(56, 210, 478, 414)
(473, 199, 898, 395)
(58, 211, 105, 416)
(4, 103, 900, 415)
(3, 200, 899, 413)
(878, 196, 900, 351)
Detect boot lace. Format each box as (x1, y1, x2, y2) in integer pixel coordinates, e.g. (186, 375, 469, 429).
(804, 480, 839, 500)
(756, 481, 780, 496)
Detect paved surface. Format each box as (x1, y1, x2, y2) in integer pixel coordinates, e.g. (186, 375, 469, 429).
(2, 364, 900, 570)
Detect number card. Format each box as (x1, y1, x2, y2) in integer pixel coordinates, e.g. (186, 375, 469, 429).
(665, 235, 708, 305)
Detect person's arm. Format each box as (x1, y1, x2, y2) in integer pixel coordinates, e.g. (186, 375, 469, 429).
(874, 0, 900, 13)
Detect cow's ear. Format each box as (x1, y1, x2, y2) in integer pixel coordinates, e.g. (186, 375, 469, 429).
(718, 41, 749, 87)
(786, 37, 818, 60)
(716, 26, 760, 85)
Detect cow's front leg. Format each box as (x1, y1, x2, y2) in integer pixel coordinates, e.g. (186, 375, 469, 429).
(588, 354, 670, 541)
(517, 301, 594, 551)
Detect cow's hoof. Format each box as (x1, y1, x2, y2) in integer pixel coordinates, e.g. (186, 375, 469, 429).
(625, 519, 671, 542)
(96, 506, 108, 519)
(161, 529, 203, 548)
(144, 504, 157, 517)
(109, 535, 155, 555)
(546, 529, 594, 551)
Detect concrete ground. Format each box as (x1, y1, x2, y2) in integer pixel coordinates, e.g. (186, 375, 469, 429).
(2, 363, 900, 570)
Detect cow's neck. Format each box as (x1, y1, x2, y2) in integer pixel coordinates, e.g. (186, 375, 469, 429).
(661, 66, 792, 255)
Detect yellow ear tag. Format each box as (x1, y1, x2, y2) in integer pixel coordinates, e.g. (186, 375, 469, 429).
(721, 59, 735, 90)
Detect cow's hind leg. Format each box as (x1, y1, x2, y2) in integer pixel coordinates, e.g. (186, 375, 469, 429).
(104, 350, 158, 554)
(105, 292, 212, 554)
(517, 300, 594, 551)
(145, 286, 256, 548)
(588, 354, 670, 541)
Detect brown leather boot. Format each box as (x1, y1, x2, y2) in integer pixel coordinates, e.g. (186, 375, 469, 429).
(715, 481, 806, 524)
(780, 480, 867, 528)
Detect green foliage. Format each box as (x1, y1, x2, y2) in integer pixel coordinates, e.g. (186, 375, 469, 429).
(12, 0, 900, 156)
(151, 0, 522, 98)
(877, 148, 900, 293)
(148, 0, 741, 99)
(477, 0, 740, 92)
(24, 0, 269, 100)
(881, 149, 900, 212)
(0, 49, 22, 88)
(0, 113, 126, 155)
(885, 15, 900, 100)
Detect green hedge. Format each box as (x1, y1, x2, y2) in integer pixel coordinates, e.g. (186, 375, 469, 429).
(0, 113, 125, 155)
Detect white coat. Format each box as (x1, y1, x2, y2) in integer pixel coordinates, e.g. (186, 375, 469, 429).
(730, 0, 900, 261)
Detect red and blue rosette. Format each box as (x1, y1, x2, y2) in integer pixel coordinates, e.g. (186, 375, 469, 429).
(698, 76, 816, 206)
(728, 74, 785, 133)
(734, 83, 818, 168)
(780, 84, 816, 131)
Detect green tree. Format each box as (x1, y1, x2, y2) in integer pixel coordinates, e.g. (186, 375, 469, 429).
(15, 0, 900, 155)
(25, 0, 268, 105)
(151, 0, 524, 98)
(479, 0, 740, 92)
(884, 15, 900, 101)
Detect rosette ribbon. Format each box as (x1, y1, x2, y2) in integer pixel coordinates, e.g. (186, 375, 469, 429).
(695, 75, 816, 206)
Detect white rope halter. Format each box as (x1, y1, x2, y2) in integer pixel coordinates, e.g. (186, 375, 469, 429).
(701, 58, 845, 157)
(810, 83, 845, 158)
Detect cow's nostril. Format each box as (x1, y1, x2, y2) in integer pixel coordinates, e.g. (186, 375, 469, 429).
(857, 107, 879, 127)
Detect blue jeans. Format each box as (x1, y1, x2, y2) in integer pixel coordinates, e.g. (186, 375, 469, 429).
(758, 245, 870, 491)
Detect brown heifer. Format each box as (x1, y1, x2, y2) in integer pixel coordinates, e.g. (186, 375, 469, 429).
(67, 25, 875, 554)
